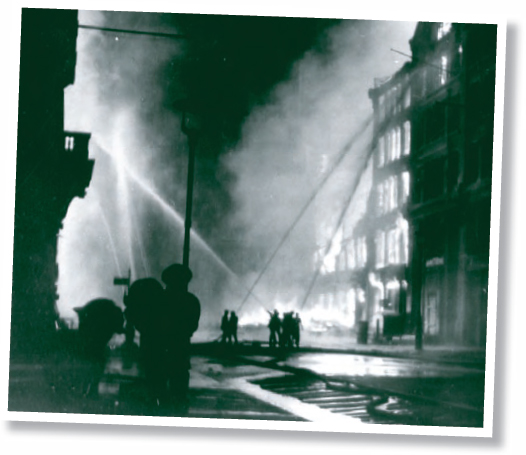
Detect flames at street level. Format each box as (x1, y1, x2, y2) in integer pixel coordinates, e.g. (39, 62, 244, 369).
(58, 11, 416, 336)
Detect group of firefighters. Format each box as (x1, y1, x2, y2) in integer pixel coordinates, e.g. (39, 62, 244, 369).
(123, 263, 201, 415)
(219, 309, 303, 349)
(75, 263, 307, 417)
(71, 263, 200, 416)
(268, 310, 302, 349)
(220, 310, 239, 344)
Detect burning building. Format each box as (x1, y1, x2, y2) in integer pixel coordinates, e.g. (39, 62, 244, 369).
(365, 63, 412, 341)
(309, 37, 413, 342)
(11, 8, 94, 358)
(321, 21, 497, 347)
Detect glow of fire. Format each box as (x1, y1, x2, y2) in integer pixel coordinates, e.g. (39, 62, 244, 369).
(321, 225, 343, 274)
(368, 272, 385, 300)
(238, 293, 356, 331)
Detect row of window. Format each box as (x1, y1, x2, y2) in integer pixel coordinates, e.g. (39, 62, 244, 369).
(377, 54, 451, 126)
(377, 171, 410, 215)
(318, 234, 367, 275)
(318, 215, 409, 274)
(377, 81, 411, 123)
(374, 216, 409, 268)
(377, 121, 411, 166)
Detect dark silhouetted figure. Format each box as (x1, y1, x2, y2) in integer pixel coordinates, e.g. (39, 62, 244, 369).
(161, 263, 201, 415)
(124, 278, 165, 405)
(268, 310, 281, 348)
(280, 312, 295, 348)
(73, 299, 124, 397)
(220, 310, 230, 344)
(228, 311, 239, 345)
(293, 312, 302, 348)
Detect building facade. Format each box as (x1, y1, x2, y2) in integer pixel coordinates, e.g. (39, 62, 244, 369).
(11, 8, 94, 358)
(408, 22, 497, 347)
(365, 65, 412, 341)
(340, 21, 497, 347)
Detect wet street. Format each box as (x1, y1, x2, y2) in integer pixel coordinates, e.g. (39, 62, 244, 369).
(203, 349, 485, 427)
(9, 343, 485, 428)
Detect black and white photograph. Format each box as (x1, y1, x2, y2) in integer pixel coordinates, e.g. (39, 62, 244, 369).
(2, 0, 510, 445)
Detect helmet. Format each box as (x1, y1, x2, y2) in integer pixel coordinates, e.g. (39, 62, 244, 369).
(161, 263, 193, 287)
(124, 278, 163, 307)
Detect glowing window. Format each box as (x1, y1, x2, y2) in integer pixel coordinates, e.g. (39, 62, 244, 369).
(378, 136, 385, 168)
(387, 229, 398, 264)
(401, 217, 409, 264)
(347, 240, 356, 269)
(383, 127, 402, 163)
(377, 182, 385, 214)
(437, 22, 452, 40)
(387, 176, 398, 211)
(440, 56, 448, 85)
(357, 236, 367, 267)
(393, 127, 402, 160)
(404, 85, 411, 109)
(402, 171, 410, 204)
(65, 136, 75, 150)
(403, 121, 411, 155)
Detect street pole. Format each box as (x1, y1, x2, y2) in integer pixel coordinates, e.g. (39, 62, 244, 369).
(182, 129, 197, 268)
(181, 110, 200, 270)
(412, 225, 424, 351)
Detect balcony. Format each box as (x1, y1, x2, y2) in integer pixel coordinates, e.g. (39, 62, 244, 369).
(60, 131, 94, 199)
(63, 132, 91, 160)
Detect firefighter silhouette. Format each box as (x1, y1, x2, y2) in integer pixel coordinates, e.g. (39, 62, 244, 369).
(160, 263, 201, 415)
(124, 278, 165, 405)
(73, 298, 124, 397)
(293, 312, 302, 348)
(268, 310, 281, 348)
(228, 311, 239, 345)
(220, 310, 230, 344)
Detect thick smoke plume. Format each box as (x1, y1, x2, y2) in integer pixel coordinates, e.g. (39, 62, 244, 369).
(58, 11, 415, 338)
(223, 20, 416, 326)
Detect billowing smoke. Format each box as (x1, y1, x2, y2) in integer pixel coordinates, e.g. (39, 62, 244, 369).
(58, 11, 415, 339)
(222, 20, 416, 327)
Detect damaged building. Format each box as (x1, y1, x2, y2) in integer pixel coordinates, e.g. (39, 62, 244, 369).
(11, 8, 94, 359)
(338, 21, 497, 347)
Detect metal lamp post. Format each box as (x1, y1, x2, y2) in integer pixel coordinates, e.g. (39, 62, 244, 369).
(177, 101, 202, 269)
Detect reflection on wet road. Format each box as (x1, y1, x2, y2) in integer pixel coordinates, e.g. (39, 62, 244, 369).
(279, 353, 483, 378)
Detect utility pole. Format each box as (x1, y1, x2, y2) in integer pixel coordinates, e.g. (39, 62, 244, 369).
(412, 225, 424, 351)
